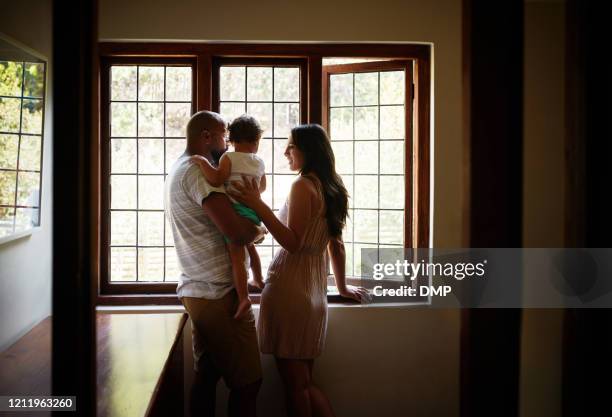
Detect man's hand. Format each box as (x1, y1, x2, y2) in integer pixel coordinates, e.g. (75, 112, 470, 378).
(202, 192, 261, 245)
(254, 226, 267, 244)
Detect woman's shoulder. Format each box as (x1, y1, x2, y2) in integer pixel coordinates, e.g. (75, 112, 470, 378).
(290, 175, 320, 201)
(299, 173, 323, 187)
(293, 174, 317, 188)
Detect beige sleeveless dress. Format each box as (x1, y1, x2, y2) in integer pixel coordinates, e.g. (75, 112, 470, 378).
(257, 174, 330, 359)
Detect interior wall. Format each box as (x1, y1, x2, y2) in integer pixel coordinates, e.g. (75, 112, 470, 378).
(101, 1, 463, 415)
(99, 0, 464, 249)
(183, 307, 460, 417)
(101, 1, 569, 416)
(521, 2, 566, 417)
(523, 1, 566, 248)
(0, 0, 53, 352)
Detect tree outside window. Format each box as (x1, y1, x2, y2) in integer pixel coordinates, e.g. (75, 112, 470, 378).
(0, 36, 46, 241)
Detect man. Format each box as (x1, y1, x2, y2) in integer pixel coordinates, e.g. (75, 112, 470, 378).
(164, 111, 263, 417)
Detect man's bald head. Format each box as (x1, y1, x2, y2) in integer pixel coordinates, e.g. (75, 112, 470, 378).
(186, 110, 226, 142)
(185, 111, 228, 159)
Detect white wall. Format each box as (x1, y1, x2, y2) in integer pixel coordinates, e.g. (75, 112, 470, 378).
(0, 0, 53, 352)
(182, 307, 460, 417)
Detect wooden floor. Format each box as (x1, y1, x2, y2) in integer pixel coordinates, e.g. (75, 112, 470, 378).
(96, 313, 186, 417)
(0, 317, 51, 417)
(0, 313, 186, 417)
(0, 316, 52, 396)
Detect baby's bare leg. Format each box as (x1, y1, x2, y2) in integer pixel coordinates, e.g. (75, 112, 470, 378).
(227, 243, 251, 319)
(247, 244, 264, 289)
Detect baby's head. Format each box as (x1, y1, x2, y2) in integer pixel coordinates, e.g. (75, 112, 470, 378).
(228, 114, 263, 152)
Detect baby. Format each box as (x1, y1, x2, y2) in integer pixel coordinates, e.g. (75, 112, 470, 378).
(191, 114, 266, 319)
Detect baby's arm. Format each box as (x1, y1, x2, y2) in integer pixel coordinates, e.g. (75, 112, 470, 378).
(259, 175, 267, 193)
(190, 154, 232, 187)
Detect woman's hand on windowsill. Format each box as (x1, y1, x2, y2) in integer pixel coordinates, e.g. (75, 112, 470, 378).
(338, 284, 372, 303)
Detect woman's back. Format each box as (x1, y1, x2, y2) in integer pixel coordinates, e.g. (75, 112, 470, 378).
(258, 174, 331, 358)
(267, 174, 328, 285)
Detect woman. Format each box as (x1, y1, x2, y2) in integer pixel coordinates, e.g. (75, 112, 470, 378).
(230, 124, 369, 417)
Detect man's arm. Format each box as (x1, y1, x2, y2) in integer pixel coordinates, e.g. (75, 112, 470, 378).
(191, 155, 231, 187)
(202, 192, 262, 245)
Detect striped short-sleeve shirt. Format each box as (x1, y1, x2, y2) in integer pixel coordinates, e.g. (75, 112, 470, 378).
(164, 155, 233, 299)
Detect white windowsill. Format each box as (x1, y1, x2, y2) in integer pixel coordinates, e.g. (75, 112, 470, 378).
(95, 301, 428, 314)
(0, 227, 40, 246)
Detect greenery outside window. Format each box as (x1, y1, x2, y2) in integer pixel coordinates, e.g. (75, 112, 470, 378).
(0, 35, 46, 242)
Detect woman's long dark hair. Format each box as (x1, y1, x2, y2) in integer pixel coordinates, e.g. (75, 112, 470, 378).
(290, 124, 349, 239)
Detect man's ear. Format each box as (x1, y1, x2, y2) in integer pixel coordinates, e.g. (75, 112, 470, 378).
(201, 129, 210, 144)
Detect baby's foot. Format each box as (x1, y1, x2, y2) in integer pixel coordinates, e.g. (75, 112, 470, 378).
(234, 297, 252, 320)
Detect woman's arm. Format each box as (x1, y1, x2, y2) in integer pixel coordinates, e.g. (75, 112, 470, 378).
(328, 236, 371, 302)
(191, 154, 231, 187)
(230, 176, 314, 254)
(259, 175, 267, 193)
(328, 237, 347, 291)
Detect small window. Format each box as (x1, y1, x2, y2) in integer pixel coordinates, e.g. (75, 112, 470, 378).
(0, 36, 47, 241)
(213, 58, 307, 276)
(323, 60, 413, 278)
(102, 59, 195, 284)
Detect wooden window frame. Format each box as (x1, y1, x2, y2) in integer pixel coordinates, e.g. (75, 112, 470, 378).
(212, 57, 308, 269)
(211, 57, 308, 122)
(99, 56, 198, 296)
(96, 43, 431, 305)
(322, 60, 415, 269)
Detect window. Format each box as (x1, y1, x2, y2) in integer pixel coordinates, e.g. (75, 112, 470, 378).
(323, 60, 413, 278)
(0, 36, 46, 241)
(98, 43, 430, 300)
(213, 58, 307, 276)
(101, 58, 195, 288)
